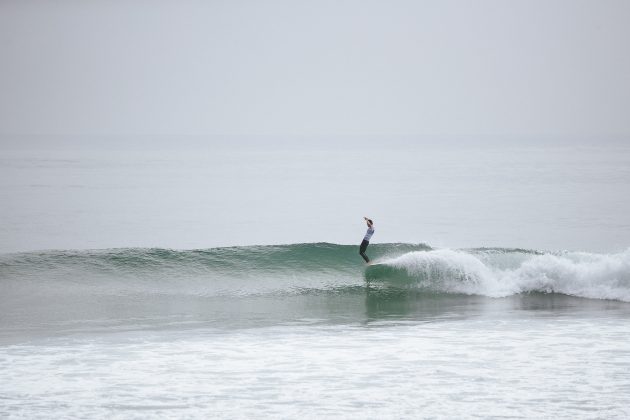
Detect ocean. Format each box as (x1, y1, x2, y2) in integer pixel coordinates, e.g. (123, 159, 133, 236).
(1, 143, 630, 418)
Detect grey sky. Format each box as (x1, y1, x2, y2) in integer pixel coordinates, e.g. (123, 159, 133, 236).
(1, 0, 629, 141)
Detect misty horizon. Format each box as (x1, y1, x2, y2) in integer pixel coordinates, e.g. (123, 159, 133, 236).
(2, 0, 629, 144)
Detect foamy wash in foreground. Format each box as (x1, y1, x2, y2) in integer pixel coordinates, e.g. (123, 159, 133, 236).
(1, 243, 630, 418)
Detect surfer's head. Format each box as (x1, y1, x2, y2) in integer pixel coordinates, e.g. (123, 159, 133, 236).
(367, 219, 373, 227)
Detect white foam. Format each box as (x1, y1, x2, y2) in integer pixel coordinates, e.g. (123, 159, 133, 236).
(382, 248, 630, 301)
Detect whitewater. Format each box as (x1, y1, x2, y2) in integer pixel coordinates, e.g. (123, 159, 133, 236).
(369, 246, 630, 302)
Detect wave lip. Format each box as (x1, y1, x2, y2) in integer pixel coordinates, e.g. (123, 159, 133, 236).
(368, 248, 630, 302)
(0, 242, 431, 277)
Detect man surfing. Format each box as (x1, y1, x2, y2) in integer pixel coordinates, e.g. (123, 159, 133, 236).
(359, 217, 375, 263)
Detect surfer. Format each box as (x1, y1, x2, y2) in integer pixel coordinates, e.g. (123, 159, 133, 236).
(360, 217, 374, 263)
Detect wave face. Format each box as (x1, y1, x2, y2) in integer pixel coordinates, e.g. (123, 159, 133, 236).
(1, 243, 630, 302)
(0, 243, 427, 296)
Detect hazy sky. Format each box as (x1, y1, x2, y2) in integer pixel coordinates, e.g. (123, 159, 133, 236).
(1, 0, 629, 142)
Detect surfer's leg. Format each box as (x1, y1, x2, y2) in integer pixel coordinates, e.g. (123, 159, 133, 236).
(359, 240, 370, 263)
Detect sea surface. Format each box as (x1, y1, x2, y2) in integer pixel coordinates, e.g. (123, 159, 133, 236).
(1, 143, 630, 418)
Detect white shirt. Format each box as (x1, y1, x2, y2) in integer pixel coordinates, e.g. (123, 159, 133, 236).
(363, 227, 375, 241)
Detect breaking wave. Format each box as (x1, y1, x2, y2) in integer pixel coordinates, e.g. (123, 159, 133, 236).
(1, 243, 630, 302)
(367, 248, 630, 302)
